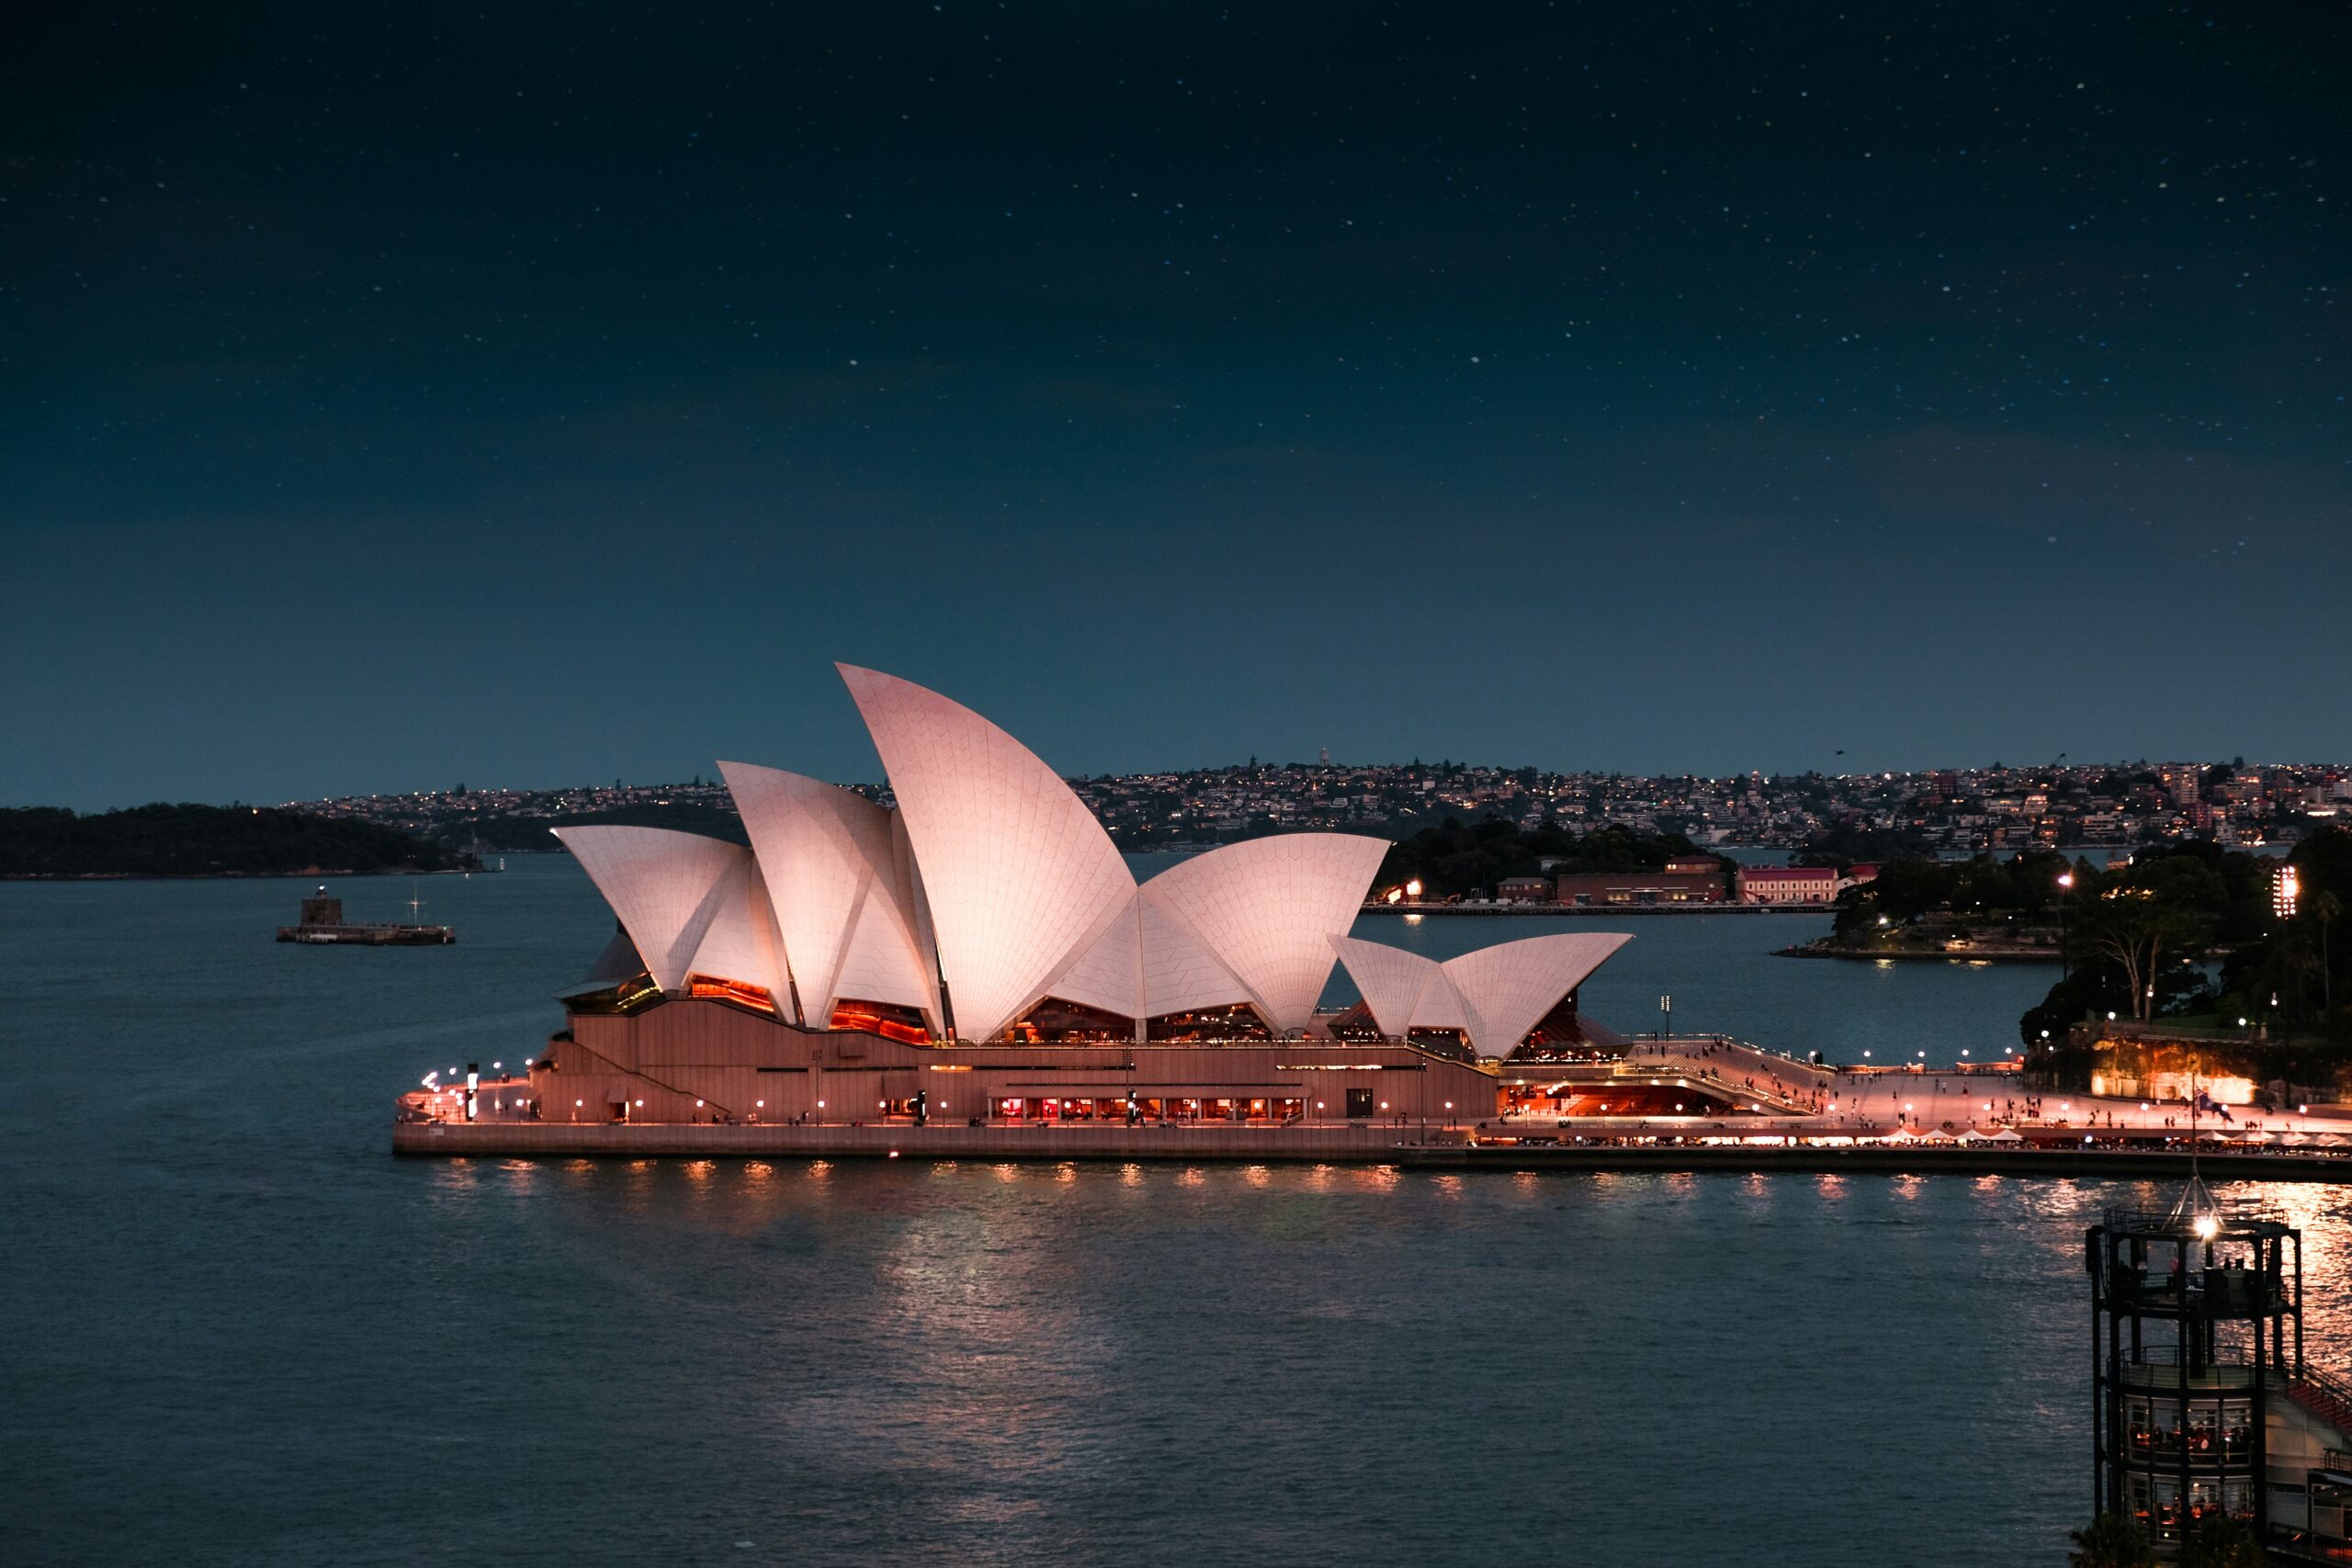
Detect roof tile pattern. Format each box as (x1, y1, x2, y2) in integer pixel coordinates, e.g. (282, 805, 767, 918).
(684, 863, 792, 1003)
(1330, 931, 1630, 1056)
(1442, 932, 1632, 1056)
(1137, 896, 1254, 1017)
(1040, 899, 1145, 1019)
(718, 761, 937, 1027)
(551, 826, 752, 993)
(838, 664, 1136, 1042)
(1144, 833, 1388, 1032)
(1328, 935, 1442, 1037)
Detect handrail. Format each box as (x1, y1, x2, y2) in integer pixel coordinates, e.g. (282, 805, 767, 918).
(2299, 1363, 2352, 1409)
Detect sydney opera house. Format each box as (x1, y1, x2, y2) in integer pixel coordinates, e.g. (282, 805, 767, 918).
(406, 666, 1771, 1145)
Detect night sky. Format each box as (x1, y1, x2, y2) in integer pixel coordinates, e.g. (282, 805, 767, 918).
(6, 4, 2346, 809)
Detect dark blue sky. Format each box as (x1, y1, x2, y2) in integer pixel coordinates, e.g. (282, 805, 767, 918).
(6, 3, 2346, 809)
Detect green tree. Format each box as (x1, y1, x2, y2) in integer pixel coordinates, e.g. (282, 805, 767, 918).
(2068, 1513, 2157, 1568)
(2178, 1512, 2268, 1568)
(2072, 858, 2224, 1021)
(2314, 888, 2342, 1024)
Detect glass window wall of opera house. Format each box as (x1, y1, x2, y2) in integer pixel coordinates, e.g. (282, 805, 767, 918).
(398, 665, 1818, 1134)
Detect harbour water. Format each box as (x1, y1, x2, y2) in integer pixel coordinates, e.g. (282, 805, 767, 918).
(7, 856, 2351, 1565)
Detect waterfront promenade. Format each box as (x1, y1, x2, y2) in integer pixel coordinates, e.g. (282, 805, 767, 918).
(392, 1117, 2352, 1181)
(397, 1057, 2352, 1179)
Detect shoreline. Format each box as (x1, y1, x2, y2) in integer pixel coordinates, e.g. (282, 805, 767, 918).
(1777, 942, 2061, 962)
(1359, 903, 1820, 917)
(391, 1122, 2352, 1180)
(1, 865, 489, 883)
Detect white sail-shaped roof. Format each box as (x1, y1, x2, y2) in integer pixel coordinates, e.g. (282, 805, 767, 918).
(552, 826, 754, 993)
(1138, 896, 1254, 1018)
(718, 761, 938, 1029)
(684, 863, 792, 1002)
(1331, 930, 1630, 1055)
(1143, 833, 1387, 1032)
(559, 924, 650, 998)
(839, 664, 1137, 1042)
(1329, 935, 1440, 1037)
(1033, 891, 1258, 1026)
(1040, 898, 1145, 1019)
(1443, 932, 1632, 1058)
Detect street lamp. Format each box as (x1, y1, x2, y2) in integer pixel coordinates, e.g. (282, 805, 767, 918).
(2056, 871, 2075, 981)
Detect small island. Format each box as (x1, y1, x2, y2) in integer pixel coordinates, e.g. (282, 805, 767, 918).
(0, 804, 479, 879)
(1777, 851, 2075, 961)
(1371, 818, 1731, 901)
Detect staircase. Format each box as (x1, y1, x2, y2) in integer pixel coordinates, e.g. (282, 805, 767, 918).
(2288, 1364, 2352, 1444)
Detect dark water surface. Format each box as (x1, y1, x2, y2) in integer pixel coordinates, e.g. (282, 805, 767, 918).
(8, 860, 2352, 1566)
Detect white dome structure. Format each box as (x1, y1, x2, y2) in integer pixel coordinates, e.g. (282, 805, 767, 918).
(1329, 931, 1631, 1058)
(554, 666, 1629, 1054)
(718, 760, 939, 1032)
(552, 826, 777, 998)
(838, 664, 1140, 1043)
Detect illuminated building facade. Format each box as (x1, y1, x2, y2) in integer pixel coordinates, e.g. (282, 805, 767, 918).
(514, 665, 1640, 1127)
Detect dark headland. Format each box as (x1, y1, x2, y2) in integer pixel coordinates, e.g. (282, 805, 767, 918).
(0, 804, 477, 879)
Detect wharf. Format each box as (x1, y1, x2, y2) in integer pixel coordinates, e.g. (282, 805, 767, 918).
(279, 922, 454, 945)
(1360, 902, 1804, 917)
(390, 1120, 2352, 1180)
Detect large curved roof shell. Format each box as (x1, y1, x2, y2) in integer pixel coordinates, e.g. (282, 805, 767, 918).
(1442, 932, 1632, 1057)
(718, 761, 938, 1028)
(1137, 896, 1255, 1017)
(1037, 898, 1145, 1019)
(1142, 833, 1388, 1032)
(684, 863, 792, 1003)
(838, 664, 1137, 1042)
(1330, 930, 1629, 1055)
(1032, 892, 1257, 1024)
(551, 826, 756, 994)
(560, 924, 650, 998)
(1328, 935, 1441, 1038)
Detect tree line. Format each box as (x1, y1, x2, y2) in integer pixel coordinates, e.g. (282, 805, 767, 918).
(1374, 818, 1726, 899)
(0, 805, 476, 877)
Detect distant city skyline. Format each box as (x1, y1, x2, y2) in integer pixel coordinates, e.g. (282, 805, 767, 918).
(6, 6, 2346, 809)
(288, 753, 2351, 857)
